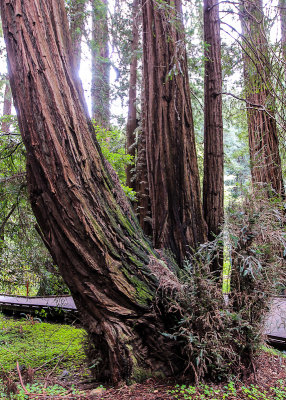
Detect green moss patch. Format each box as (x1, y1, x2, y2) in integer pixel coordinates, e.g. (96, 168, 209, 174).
(0, 313, 88, 375)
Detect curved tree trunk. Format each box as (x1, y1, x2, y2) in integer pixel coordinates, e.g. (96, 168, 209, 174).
(142, 0, 207, 265)
(126, 0, 140, 191)
(203, 0, 224, 242)
(240, 0, 284, 197)
(1, 0, 185, 384)
(91, 0, 110, 127)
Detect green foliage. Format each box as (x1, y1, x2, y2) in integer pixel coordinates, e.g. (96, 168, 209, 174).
(0, 191, 55, 295)
(0, 109, 64, 296)
(36, 268, 70, 296)
(157, 192, 286, 383)
(170, 379, 286, 400)
(0, 381, 81, 399)
(0, 313, 87, 373)
(94, 123, 136, 200)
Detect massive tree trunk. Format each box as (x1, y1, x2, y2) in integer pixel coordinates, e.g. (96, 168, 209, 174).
(69, 0, 86, 75)
(203, 0, 224, 242)
(1, 0, 186, 384)
(240, 0, 284, 196)
(91, 0, 110, 127)
(142, 0, 207, 265)
(126, 0, 140, 191)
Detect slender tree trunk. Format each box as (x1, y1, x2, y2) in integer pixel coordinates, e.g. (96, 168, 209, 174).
(142, 0, 207, 265)
(136, 131, 152, 236)
(69, 0, 86, 75)
(203, 0, 224, 242)
(1, 79, 12, 134)
(1, 0, 186, 384)
(280, 0, 286, 65)
(136, 64, 152, 237)
(240, 0, 284, 196)
(0, 78, 12, 258)
(0, 203, 17, 244)
(279, 0, 286, 132)
(126, 0, 140, 191)
(91, 0, 110, 127)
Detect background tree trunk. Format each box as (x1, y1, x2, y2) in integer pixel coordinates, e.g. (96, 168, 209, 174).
(69, 0, 86, 75)
(280, 0, 286, 67)
(0, 76, 12, 259)
(136, 129, 152, 237)
(126, 0, 140, 191)
(203, 0, 224, 242)
(1, 79, 12, 134)
(142, 0, 207, 265)
(91, 0, 110, 127)
(240, 0, 284, 197)
(1, 0, 185, 384)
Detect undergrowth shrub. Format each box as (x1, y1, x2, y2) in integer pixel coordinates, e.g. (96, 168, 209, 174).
(161, 190, 285, 382)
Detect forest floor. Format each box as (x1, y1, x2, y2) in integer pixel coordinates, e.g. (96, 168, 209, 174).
(0, 313, 286, 399)
(27, 351, 285, 399)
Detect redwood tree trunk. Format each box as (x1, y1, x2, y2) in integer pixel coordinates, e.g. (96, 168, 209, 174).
(126, 0, 140, 191)
(142, 0, 207, 265)
(136, 129, 152, 237)
(0, 77, 13, 258)
(240, 0, 284, 196)
(280, 0, 286, 65)
(1, 0, 184, 384)
(91, 0, 110, 127)
(69, 0, 86, 74)
(203, 0, 224, 241)
(1, 79, 12, 134)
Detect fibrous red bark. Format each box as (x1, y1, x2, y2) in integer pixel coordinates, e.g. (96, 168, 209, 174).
(240, 0, 284, 197)
(142, 0, 207, 265)
(280, 0, 286, 65)
(1, 0, 185, 384)
(1, 79, 12, 134)
(203, 0, 224, 242)
(69, 0, 86, 75)
(91, 0, 110, 127)
(126, 0, 140, 191)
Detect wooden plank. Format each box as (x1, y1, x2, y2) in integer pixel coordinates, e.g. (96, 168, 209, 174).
(264, 297, 286, 340)
(0, 294, 77, 311)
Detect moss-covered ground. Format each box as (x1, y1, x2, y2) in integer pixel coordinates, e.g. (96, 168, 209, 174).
(0, 313, 88, 376)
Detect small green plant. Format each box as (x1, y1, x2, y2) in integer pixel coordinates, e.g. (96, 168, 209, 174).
(170, 383, 223, 399)
(170, 379, 286, 399)
(0, 380, 81, 399)
(270, 379, 286, 400)
(222, 381, 237, 398)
